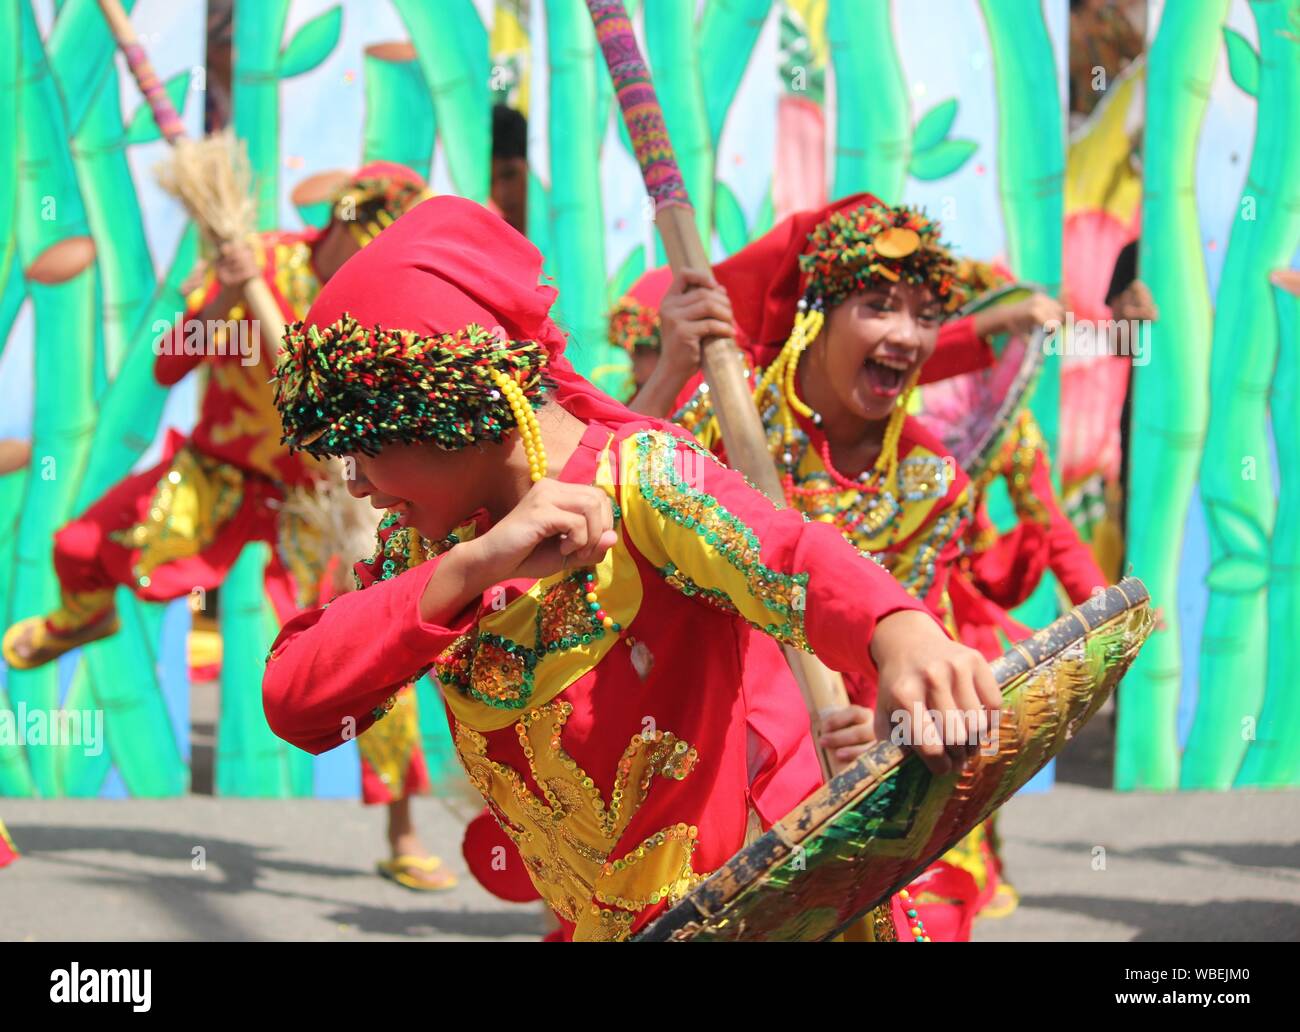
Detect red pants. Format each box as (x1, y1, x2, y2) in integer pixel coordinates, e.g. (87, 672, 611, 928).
(52, 432, 301, 624)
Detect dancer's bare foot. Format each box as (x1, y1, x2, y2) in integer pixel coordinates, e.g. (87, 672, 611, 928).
(2, 607, 119, 671)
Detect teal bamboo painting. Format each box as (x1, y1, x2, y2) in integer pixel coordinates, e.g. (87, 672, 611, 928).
(1118, 1, 1228, 791)
(8, 0, 100, 797)
(828, 0, 910, 203)
(1185, 0, 1300, 789)
(1239, 282, 1300, 786)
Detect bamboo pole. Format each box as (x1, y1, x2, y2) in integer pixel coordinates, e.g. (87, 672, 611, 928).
(587, 0, 847, 778)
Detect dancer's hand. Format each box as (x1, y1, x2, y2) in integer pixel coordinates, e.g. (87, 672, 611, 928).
(463, 479, 616, 584)
(819, 704, 877, 765)
(870, 610, 1001, 775)
(973, 292, 1064, 339)
(659, 268, 735, 378)
(628, 268, 735, 417)
(214, 241, 260, 292)
(1110, 280, 1158, 322)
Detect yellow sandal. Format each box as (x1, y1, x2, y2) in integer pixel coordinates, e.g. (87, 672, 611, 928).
(376, 854, 458, 892)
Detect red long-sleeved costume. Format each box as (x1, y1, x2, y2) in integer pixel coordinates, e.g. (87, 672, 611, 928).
(264, 420, 932, 940)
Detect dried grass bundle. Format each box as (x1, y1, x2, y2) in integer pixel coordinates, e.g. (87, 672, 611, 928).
(280, 465, 381, 569)
(154, 129, 256, 248)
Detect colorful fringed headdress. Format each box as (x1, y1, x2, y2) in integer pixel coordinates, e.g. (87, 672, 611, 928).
(327, 161, 433, 249)
(274, 195, 650, 480)
(275, 318, 550, 474)
(607, 267, 673, 354)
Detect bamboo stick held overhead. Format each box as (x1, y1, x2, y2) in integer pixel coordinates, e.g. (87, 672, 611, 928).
(94, 0, 288, 355)
(586, 0, 850, 777)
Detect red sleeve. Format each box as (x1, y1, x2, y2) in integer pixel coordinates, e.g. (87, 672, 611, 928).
(154, 276, 222, 387)
(1028, 450, 1108, 605)
(920, 316, 993, 385)
(262, 556, 477, 755)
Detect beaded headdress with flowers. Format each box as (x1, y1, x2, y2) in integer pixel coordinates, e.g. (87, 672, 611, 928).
(798, 202, 964, 312)
(607, 267, 673, 356)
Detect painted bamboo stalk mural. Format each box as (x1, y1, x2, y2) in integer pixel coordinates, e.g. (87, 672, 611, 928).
(0, 0, 29, 797)
(0, 0, 18, 343)
(8, 0, 100, 796)
(57, 36, 196, 797)
(977, 0, 1065, 448)
(1186, 0, 1300, 790)
(542, 0, 607, 372)
(362, 42, 435, 177)
(827, 0, 910, 203)
(393, 0, 491, 202)
(698, 0, 771, 147)
(233, 0, 342, 229)
(224, 0, 340, 796)
(975, 0, 1068, 672)
(1239, 282, 1300, 786)
(1117, 1, 1227, 791)
(216, 545, 312, 797)
(74, 67, 193, 377)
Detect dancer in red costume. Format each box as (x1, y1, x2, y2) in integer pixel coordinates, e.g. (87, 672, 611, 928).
(2, 163, 429, 671)
(261, 195, 999, 941)
(657, 195, 1069, 941)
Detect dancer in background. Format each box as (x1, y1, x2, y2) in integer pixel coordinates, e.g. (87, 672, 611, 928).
(3, 163, 429, 671)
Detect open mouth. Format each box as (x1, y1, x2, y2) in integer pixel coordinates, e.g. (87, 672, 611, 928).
(862, 355, 911, 398)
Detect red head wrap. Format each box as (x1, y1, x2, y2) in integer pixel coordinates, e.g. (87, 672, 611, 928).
(280, 194, 652, 450)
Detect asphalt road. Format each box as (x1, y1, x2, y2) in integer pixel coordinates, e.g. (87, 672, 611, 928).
(2, 717, 1297, 941)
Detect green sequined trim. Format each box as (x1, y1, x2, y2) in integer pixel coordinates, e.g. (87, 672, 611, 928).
(632, 431, 810, 650)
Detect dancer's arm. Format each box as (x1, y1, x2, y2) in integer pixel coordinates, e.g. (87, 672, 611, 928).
(920, 293, 1065, 385)
(154, 243, 260, 386)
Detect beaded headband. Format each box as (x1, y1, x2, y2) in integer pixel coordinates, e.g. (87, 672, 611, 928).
(273, 315, 550, 459)
(799, 201, 967, 312)
(330, 176, 433, 248)
(607, 295, 661, 353)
